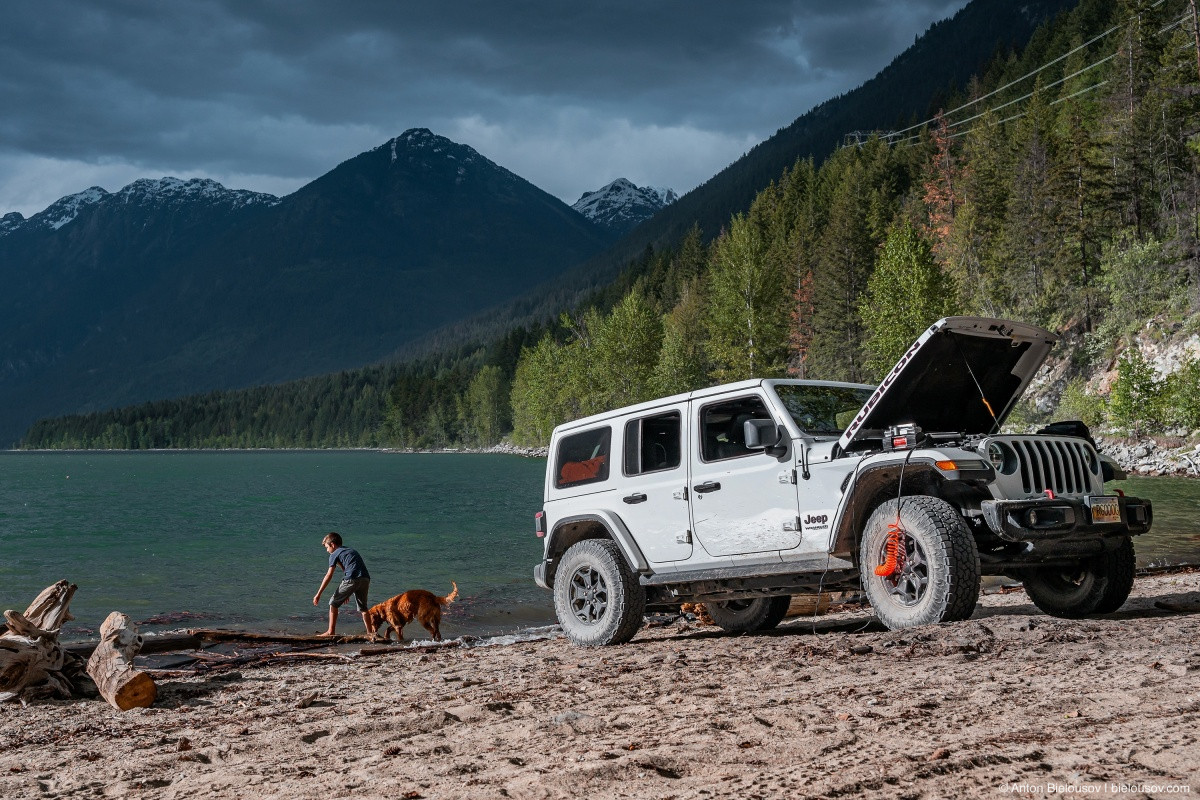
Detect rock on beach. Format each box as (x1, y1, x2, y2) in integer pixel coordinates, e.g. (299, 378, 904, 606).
(1098, 435, 1200, 477)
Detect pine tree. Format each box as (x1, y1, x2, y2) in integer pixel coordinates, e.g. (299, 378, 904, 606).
(654, 281, 709, 395)
(945, 110, 1009, 316)
(460, 365, 508, 446)
(807, 156, 877, 382)
(704, 214, 793, 382)
(1109, 345, 1165, 435)
(588, 290, 663, 411)
(1104, 0, 1166, 239)
(510, 334, 571, 446)
(922, 114, 959, 263)
(997, 81, 1071, 325)
(859, 223, 955, 379)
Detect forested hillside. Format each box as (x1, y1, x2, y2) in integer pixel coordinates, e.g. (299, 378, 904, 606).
(22, 0, 1200, 451)
(506, 0, 1200, 446)
(0, 129, 609, 446)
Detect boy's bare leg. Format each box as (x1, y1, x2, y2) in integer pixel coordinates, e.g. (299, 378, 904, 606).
(361, 612, 376, 641)
(317, 605, 338, 636)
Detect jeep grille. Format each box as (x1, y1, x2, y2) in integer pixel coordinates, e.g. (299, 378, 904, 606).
(1006, 436, 1096, 496)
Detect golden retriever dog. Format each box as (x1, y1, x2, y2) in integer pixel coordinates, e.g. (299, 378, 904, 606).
(365, 582, 458, 642)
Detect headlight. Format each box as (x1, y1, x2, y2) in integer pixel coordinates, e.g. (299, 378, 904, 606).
(987, 442, 1017, 475)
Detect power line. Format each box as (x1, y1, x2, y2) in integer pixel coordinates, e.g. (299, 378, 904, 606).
(889, 24, 1121, 138)
(857, 6, 1191, 149)
(888, 0, 1173, 139)
(950, 11, 1191, 136)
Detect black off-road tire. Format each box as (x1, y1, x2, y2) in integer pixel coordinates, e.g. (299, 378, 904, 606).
(758, 595, 792, 631)
(859, 496, 981, 630)
(1094, 537, 1136, 614)
(705, 597, 786, 633)
(553, 539, 646, 647)
(1022, 536, 1136, 618)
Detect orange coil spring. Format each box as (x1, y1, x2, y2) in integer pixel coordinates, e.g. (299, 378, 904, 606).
(874, 518, 905, 577)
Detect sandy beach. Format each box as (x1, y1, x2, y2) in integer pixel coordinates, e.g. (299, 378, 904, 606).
(2, 570, 1199, 799)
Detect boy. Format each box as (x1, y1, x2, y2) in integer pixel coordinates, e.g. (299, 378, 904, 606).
(313, 532, 375, 638)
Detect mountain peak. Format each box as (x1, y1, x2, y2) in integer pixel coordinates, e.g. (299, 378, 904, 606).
(6, 179, 281, 237)
(572, 178, 677, 236)
(376, 128, 484, 167)
(114, 177, 279, 209)
(0, 211, 27, 237)
(23, 186, 110, 232)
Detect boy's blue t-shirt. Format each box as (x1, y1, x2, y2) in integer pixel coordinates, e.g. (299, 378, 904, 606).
(329, 546, 370, 580)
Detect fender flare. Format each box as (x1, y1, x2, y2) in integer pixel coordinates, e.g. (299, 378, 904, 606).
(830, 460, 946, 557)
(543, 511, 650, 587)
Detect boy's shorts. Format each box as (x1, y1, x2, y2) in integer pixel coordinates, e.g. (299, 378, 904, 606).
(330, 577, 370, 612)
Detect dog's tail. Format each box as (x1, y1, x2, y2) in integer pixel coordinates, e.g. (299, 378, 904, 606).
(439, 581, 459, 606)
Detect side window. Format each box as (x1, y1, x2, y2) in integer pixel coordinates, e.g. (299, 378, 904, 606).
(555, 427, 612, 488)
(700, 396, 772, 462)
(623, 412, 682, 476)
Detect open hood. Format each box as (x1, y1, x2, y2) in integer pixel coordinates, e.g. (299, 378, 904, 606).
(837, 317, 1058, 451)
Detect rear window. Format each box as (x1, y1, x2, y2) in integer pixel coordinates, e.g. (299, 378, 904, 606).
(623, 411, 682, 476)
(554, 427, 611, 489)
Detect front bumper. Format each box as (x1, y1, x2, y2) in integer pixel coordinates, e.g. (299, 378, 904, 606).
(981, 495, 1152, 543)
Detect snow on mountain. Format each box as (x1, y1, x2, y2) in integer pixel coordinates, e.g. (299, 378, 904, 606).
(0, 212, 25, 237)
(376, 127, 483, 167)
(21, 186, 110, 232)
(372, 128, 515, 190)
(4, 179, 280, 237)
(572, 178, 677, 236)
(113, 177, 279, 210)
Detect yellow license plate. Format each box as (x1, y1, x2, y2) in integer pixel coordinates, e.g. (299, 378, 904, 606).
(1089, 496, 1121, 524)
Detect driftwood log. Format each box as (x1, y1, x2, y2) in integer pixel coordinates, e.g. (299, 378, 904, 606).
(0, 580, 80, 701)
(66, 632, 202, 660)
(189, 628, 376, 645)
(86, 612, 156, 710)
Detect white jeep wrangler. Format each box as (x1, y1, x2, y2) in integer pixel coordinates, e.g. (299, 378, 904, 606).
(533, 317, 1153, 646)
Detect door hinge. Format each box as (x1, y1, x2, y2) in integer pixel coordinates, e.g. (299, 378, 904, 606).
(782, 516, 801, 532)
(672, 486, 688, 501)
(675, 529, 693, 544)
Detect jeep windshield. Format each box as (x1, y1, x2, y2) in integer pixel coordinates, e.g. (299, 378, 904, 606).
(771, 384, 875, 437)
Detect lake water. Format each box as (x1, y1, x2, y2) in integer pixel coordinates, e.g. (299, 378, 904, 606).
(0, 452, 1195, 643)
(0, 451, 552, 642)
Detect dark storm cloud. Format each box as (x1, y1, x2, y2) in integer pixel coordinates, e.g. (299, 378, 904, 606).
(0, 0, 966, 215)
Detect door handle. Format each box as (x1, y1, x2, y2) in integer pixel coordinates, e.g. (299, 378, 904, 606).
(622, 493, 648, 504)
(693, 481, 721, 494)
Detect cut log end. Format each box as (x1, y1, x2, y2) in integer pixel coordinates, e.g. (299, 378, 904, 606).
(111, 671, 156, 710)
(87, 612, 157, 711)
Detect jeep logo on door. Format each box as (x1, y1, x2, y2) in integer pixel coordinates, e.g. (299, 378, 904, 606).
(801, 509, 835, 534)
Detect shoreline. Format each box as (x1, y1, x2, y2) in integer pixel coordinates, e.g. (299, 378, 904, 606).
(3, 570, 1197, 799)
(8, 437, 1199, 477)
(4, 444, 550, 457)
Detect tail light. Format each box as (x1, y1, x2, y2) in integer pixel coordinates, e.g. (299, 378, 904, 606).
(534, 511, 546, 538)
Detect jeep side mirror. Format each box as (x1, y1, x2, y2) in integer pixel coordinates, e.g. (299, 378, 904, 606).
(744, 419, 781, 450)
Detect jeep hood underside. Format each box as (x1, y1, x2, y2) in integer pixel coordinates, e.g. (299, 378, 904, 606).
(837, 317, 1058, 451)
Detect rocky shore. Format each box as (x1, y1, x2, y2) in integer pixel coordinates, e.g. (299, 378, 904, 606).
(1097, 435, 1200, 478)
(2, 570, 1197, 799)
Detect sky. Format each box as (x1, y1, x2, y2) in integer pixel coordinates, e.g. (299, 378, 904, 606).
(0, 0, 969, 218)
